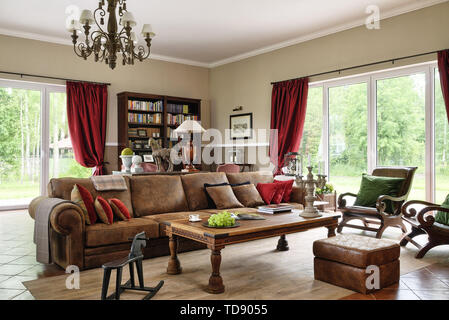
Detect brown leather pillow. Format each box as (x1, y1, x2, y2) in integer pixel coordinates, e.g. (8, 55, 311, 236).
(232, 184, 265, 208)
(205, 185, 244, 209)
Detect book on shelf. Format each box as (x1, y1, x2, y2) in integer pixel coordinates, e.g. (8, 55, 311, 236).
(166, 103, 191, 114)
(128, 127, 161, 138)
(257, 204, 294, 214)
(166, 114, 199, 125)
(128, 100, 163, 112)
(128, 112, 162, 124)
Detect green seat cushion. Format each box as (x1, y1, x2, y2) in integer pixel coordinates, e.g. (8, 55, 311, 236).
(354, 174, 405, 213)
(435, 194, 449, 226)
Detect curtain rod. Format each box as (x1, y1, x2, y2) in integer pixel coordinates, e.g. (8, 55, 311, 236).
(270, 49, 445, 85)
(0, 70, 111, 86)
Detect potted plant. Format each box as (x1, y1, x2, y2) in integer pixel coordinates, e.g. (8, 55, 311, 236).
(315, 183, 337, 212)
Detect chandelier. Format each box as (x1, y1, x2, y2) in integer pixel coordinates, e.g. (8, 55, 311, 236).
(67, 0, 155, 70)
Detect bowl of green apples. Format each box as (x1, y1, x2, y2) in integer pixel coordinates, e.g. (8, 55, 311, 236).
(203, 211, 240, 228)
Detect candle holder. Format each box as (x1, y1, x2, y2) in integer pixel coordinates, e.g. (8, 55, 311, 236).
(295, 166, 327, 218)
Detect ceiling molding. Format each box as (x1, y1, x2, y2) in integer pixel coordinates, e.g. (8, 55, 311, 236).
(0, 27, 210, 68)
(209, 0, 449, 68)
(0, 0, 446, 69)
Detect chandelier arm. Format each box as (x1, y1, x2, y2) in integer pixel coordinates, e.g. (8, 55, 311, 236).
(93, 7, 107, 34)
(133, 45, 150, 61)
(73, 42, 93, 59)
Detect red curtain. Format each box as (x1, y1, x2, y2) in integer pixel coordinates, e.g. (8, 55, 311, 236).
(270, 78, 309, 175)
(66, 81, 108, 176)
(438, 50, 449, 123)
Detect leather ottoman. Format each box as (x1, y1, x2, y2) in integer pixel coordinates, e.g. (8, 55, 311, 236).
(313, 234, 400, 294)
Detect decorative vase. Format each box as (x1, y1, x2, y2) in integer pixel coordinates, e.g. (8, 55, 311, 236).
(131, 155, 144, 174)
(120, 155, 133, 173)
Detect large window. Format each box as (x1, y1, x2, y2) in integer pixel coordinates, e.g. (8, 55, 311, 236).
(49, 92, 90, 179)
(329, 82, 367, 193)
(301, 62, 443, 202)
(0, 80, 90, 209)
(299, 86, 323, 167)
(0, 87, 41, 206)
(435, 69, 449, 203)
(376, 73, 426, 200)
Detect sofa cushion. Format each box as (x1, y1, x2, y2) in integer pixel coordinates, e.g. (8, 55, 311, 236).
(85, 218, 159, 247)
(226, 171, 273, 186)
(130, 175, 189, 216)
(205, 185, 244, 209)
(181, 173, 229, 211)
(144, 211, 212, 237)
(232, 184, 265, 207)
(274, 180, 294, 202)
(94, 196, 113, 225)
(256, 183, 284, 204)
(109, 198, 131, 221)
(71, 184, 97, 225)
(49, 177, 134, 217)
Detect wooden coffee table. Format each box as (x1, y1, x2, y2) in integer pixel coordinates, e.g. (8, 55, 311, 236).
(163, 210, 340, 294)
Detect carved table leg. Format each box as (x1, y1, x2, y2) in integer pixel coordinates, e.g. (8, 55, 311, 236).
(167, 234, 182, 274)
(206, 248, 225, 294)
(326, 224, 337, 237)
(276, 234, 289, 251)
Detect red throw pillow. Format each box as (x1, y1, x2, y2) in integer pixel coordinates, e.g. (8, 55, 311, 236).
(109, 198, 131, 221)
(94, 196, 114, 224)
(71, 184, 97, 225)
(256, 183, 284, 204)
(274, 180, 294, 202)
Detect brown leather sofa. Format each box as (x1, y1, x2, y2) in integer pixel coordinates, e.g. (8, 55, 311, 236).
(28, 172, 304, 270)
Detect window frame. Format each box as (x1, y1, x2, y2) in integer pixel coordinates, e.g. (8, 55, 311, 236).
(307, 61, 438, 202)
(0, 78, 66, 210)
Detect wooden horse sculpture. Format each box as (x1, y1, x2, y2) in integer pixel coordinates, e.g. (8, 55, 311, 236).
(101, 231, 164, 300)
(149, 138, 174, 172)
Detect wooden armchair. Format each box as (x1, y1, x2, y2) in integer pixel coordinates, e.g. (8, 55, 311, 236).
(400, 200, 449, 258)
(337, 166, 417, 239)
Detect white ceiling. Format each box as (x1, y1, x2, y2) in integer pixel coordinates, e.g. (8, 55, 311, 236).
(0, 0, 446, 67)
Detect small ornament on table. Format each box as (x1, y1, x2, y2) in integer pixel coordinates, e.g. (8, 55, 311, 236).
(295, 155, 327, 218)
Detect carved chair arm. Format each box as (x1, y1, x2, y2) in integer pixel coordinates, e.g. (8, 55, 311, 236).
(415, 205, 447, 228)
(338, 192, 357, 209)
(401, 200, 438, 218)
(376, 194, 408, 216)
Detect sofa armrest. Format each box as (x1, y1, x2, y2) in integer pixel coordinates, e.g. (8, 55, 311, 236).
(290, 186, 305, 204)
(28, 196, 47, 220)
(49, 202, 85, 235)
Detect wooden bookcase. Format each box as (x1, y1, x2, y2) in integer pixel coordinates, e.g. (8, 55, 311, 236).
(117, 92, 201, 169)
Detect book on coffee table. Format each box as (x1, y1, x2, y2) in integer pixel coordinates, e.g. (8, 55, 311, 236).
(233, 213, 266, 220)
(257, 204, 294, 214)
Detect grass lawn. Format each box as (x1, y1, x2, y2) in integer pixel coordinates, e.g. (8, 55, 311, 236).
(0, 181, 40, 200)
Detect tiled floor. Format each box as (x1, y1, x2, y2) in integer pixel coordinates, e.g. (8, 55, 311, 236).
(341, 263, 449, 300)
(0, 210, 64, 300)
(1, 209, 449, 300)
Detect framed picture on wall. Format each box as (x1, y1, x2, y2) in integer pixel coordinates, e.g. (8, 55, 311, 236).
(230, 113, 253, 139)
(143, 154, 154, 162)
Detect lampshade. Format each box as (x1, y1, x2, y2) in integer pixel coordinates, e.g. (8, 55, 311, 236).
(66, 19, 81, 32)
(79, 10, 95, 25)
(141, 24, 156, 38)
(174, 120, 206, 134)
(121, 11, 137, 27)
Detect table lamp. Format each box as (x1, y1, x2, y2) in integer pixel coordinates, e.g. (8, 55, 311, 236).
(174, 120, 205, 172)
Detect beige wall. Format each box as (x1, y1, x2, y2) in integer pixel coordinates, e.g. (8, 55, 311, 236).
(0, 34, 210, 172)
(0, 34, 210, 140)
(209, 1, 449, 156)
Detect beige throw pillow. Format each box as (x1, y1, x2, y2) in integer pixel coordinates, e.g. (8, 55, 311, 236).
(232, 184, 265, 207)
(205, 185, 244, 209)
